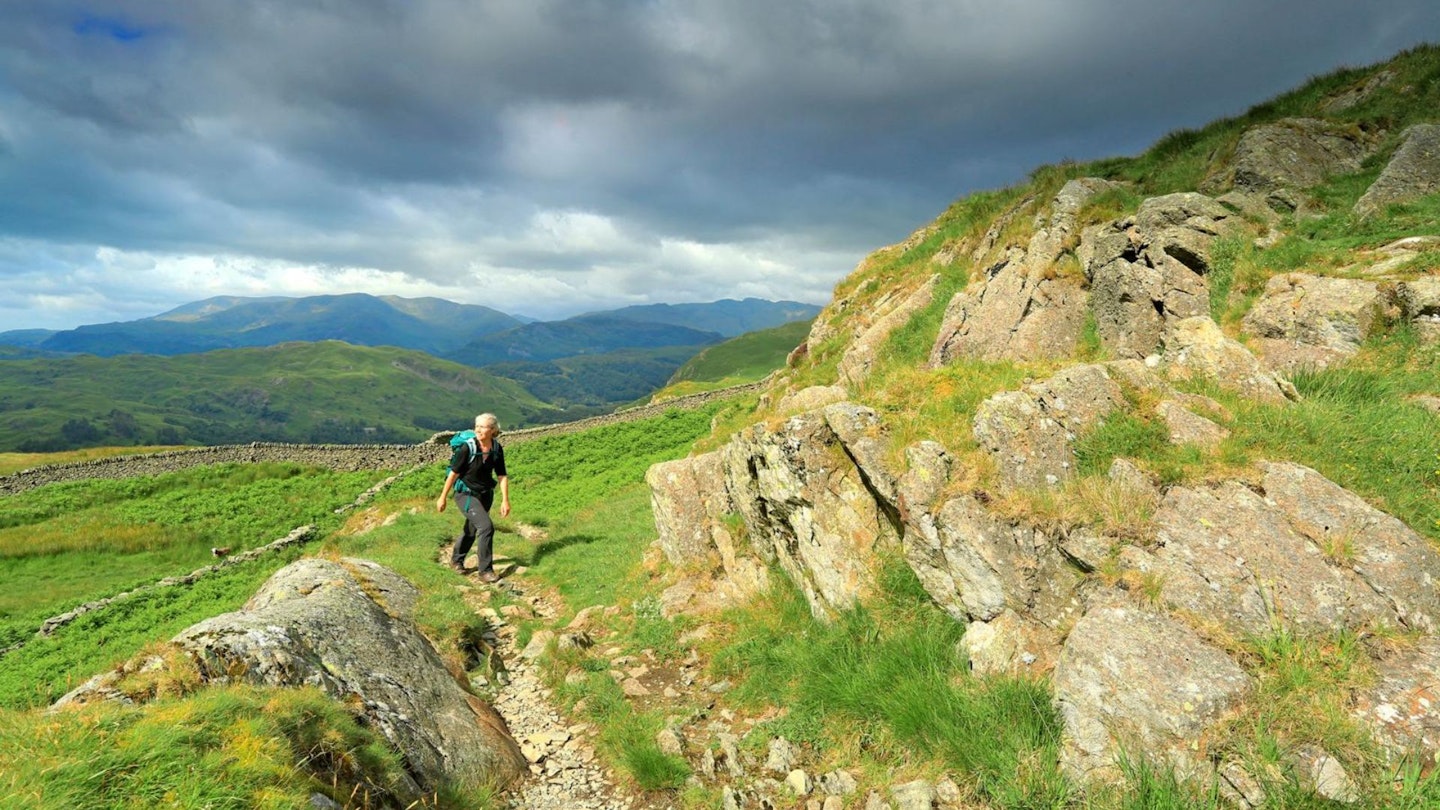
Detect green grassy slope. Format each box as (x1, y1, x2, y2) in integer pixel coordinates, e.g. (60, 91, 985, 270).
(0, 341, 555, 452)
(485, 345, 708, 414)
(665, 319, 812, 387)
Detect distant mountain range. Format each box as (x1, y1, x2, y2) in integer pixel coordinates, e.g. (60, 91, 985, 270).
(6, 294, 524, 357)
(0, 294, 820, 449)
(0, 294, 820, 363)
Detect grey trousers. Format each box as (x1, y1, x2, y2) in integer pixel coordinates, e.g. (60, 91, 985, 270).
(451, 489, 496, 573)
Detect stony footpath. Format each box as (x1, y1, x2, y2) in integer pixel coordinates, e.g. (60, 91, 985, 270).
(448, 542, 980, 810)
(444, 547, 642, 810)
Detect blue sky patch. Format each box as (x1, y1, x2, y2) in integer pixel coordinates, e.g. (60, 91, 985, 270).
(73, 15, 149, 43)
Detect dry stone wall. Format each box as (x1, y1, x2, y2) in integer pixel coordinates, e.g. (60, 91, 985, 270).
(0, 381, 765, 496)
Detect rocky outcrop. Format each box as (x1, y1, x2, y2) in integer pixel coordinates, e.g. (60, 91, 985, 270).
(930, 179, 1118, 365)
(1227, 118, 1375, 196)
(646, 451, 770, 615)
(1163, 317, 1297, 404)
(1243, 274, 1398, 371)
(1355, 124, 1440, 217)
(57, 558, 528, 799)
(1053, 604, 1254, 783)
(1084, 193, 1239, 359)
(649, 378, 1440, 795)
(838, 275, 939, 386)
(720, 404, 901, 619)
(971, 364, 1127, 490)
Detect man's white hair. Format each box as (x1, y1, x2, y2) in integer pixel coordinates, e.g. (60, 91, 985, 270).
(475, 413, 500, 430)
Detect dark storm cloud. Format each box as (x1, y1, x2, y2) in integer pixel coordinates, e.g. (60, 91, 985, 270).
(1, 0, 1438, 328)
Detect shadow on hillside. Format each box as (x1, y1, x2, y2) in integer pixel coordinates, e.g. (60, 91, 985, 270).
(516, 533, 601, 567)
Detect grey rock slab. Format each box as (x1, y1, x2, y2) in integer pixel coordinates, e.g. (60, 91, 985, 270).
(723, 410, 897, 619)
(1356, 124, 1440, 217)
(1352, 637, 1440, 762)
(1242, 273, 1393, 356)
(1053, 605, 1253, 783)
(170, 558, 526, 796)
(972, 364, 1126, 490)
(1164, 317, 1297, 404)
(1229, 118, 1372, 193)
(1261, 461, 1440, 633)
(1138, 481, 1394, 637)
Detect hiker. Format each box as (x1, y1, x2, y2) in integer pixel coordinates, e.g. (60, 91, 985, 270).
(437, 412, 511, 582)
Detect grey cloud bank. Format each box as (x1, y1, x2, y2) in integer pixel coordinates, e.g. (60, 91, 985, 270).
(1, 0, 1438, 330)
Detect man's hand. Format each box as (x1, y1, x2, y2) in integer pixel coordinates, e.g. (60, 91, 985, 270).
(436, 495, 447, 513)
(500, 500, 511, 518)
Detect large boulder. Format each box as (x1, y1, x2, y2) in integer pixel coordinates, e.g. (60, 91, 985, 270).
(1084, 193, 1239, 359)
(1227, 118, 1374, 195)
(1052, 604, 1254, 784)
(59, 558, 527, 799)
(722, 405, 901, 619)
(647, 451, 770, 614)
(971, 364, 1127, 490)
(1355, 124, 1440, 218)
(1242, 274, 1397, 371)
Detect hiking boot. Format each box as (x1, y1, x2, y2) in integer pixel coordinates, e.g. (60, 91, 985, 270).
(450, 560, 466, 573)
(477, 570, 499, 583)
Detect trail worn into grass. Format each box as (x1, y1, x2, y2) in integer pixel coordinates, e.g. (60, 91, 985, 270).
(444, 545, 644, 810)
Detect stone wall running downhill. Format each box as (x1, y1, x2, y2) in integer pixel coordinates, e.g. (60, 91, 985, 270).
(0, 380, 765, 496)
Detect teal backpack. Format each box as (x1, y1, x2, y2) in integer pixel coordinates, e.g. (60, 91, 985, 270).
(448, 430, 480, 493)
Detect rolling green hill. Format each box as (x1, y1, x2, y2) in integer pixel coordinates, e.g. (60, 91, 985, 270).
(665, 318, 812, 387)
(447, 315, 723, 365)
(484, 344, 709, 415)
(0, 341, 554, 452)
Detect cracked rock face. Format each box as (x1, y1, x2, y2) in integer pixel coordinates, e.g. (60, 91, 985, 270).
(1053, 605, 1254, 784)
(722, 408, 900, 620)
(1084, 193, 1237, 360)
(1355, 123, 1440, 218)
(56, 558, 529, 799)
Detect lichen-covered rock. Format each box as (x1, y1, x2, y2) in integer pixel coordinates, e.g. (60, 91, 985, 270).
(1352, 638, 1440, 767)
(648, 450, 769, 614)
(972, 364, 1126, 490)
(931, 181, 1116, 365)
(1243, 274, 1397, 371)
(896, 441, 952, 519)
(1120, 467, 1438, 638)
(1260, 461, 1440, 633)
(929, 258, 1088, 364)
(1085, 193, 1238, 359)
(1227, 118, 1373, 194)
(1053, 604, 1253, 783)
(1355, 124, 1440, 217)
(723, 408, 899, 619)
(648, 453, 731, 568)
(960, 607, 1061, 678)
(61, 558, 527, 798)
(1163, 317, 1297, 404)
